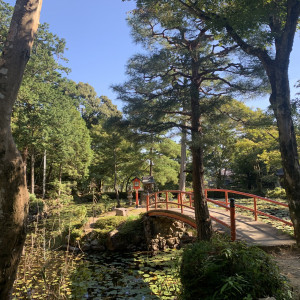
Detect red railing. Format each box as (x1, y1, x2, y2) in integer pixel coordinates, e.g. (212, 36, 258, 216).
(146, 190, 237, 241)
(205, 189, 293, 226)
(146, 189, 293, 241)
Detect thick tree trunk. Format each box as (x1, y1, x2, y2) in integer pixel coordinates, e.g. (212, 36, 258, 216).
(268, 66, 300, 243)
(0, 0, 43, 297)
(190, 79, 212, 241)
(179, 124, 187, 192)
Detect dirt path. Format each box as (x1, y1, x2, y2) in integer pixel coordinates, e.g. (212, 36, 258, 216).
(272, 248, 300, 299)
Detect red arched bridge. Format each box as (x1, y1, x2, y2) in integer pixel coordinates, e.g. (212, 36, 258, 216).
(145, 189, 295, 246)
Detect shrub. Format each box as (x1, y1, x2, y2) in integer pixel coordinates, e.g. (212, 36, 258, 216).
(48, 180, 76, 203)
(93, 215, 144, 245)
(29, 194, 45, 215)
(266, 187, 287, 200)
(94, 216, 126, 231)
(118, 215, 144, 242)
(180, 236, 292, 300)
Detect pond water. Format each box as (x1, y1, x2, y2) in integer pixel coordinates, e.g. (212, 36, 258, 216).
(13, 249, 182, 299)
(71, 250, 182, 299)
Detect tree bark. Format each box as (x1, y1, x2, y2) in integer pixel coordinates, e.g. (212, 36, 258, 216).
(190, 71, 212, 241)
(58, 163, 62, 196)
(113, 149, 120, 207)
(268, 64, 300, 242)
(42, 149, 46, 199)
(30, 148, 34, 194)
(179, 123, 187, 193)
(0, 0, 43, 297)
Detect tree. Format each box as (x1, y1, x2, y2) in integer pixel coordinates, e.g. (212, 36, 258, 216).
(117, 2, 265, 240)
(171, 0, 300, 243)
(0, 0, 43, 297)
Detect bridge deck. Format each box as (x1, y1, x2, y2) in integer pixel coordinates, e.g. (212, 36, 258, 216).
(147, 208, 295, 247)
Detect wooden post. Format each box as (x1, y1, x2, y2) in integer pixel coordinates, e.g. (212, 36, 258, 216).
(180, 193, 183, 214)
(230, 198, 236, 241)
(135, 190, 139, 208)
(189, 194, 192, 207)
(166, 192, 168, 210)
(155, 192, 157, 209)
(225, 191, 229, 206)
(177, 193, 180, 208)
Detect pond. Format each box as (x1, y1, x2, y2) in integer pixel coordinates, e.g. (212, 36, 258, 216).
(13, 248, 182, 299)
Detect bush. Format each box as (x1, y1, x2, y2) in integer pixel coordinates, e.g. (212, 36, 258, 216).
(94, 216, 126, 231)
(180, 237, 292, 300)
(60, 206, 88, 245)
(29, 194, 45, 215)
(48, 180, 76, 203)
(118, 215, 144, 242)
(93, 215, 144, 245)
(266, 187, 287, 200)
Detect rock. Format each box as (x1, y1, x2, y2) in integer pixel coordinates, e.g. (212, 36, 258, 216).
(91, 244, 105, 251)
(82, 243, 91, 251)
(115, 208, 128, 216)
(90, 239, 100, 247)
(166, 238, 176, 248)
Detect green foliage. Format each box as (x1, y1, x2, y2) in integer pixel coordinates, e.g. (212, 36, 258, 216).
(266, 187, 287, 200)
(180, 236, 292, 300)
(28, 194, 45, 215)
(118, 215, 144, 241)
(48, 181, 76, 204)
(59, 206, 88, 245)
(94, 216, 126, 231)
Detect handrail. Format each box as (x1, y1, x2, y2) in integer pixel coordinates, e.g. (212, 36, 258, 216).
(205, 189, 292, 226)
(146, 188, 293, 242)
(146, 190, 236, 241)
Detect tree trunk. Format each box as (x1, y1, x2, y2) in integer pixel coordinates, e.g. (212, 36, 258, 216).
(149, 147, 153, 176)
(99, 179, 102, 193)
(268, 65, 300, 243)
(113, 149, 120, 207)
(58, 163, 62, 196)
(42, 149, 46, 199)
(30, 148, 35, 195)
(179, 123, 187, 193)
(190, 76, 212, 241)
(0, 0, 43, 297)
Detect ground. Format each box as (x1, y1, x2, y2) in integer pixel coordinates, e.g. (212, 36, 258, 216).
(272, 248, 300, 299)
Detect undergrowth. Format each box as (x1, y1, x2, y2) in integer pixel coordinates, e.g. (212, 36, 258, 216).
(180, 235, 292, 300)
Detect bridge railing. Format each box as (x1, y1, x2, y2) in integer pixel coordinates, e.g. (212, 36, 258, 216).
(146, 190, 237, 241)
(205, 189, 293, 227)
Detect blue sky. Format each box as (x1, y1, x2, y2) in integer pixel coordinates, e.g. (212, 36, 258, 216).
(4, 0, 300, 111)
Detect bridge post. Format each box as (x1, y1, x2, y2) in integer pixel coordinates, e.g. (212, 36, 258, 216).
(166, 192, 168, 210)
(177, 193, 180, 209)
(155, 193, 157, 209)
(225, 191, 229, 207)
(180, 193, 183, 214)
(230, 198, 236, 241)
